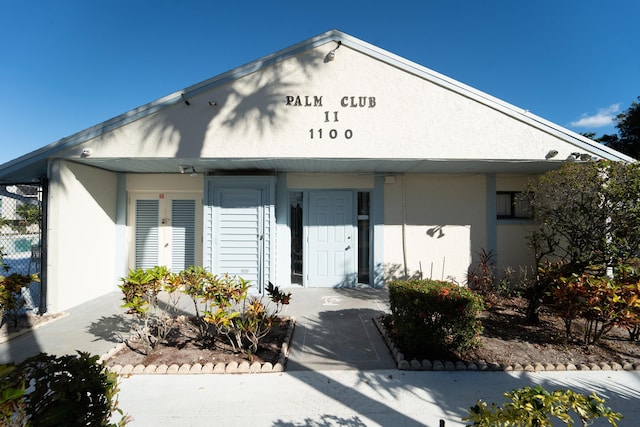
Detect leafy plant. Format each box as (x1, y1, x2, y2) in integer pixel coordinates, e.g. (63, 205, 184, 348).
(119, 266, 292, 358)
(0, 246, 9, 274)
(464, 385, 622, 426)
(0, 352, 130, 426)
(466, 249, 496, 295)
(266, 281, 292, 314)
(202, 276, 291, 356)
(0, 364, 28, 427)
(389, 279, 484, 356)
(118, 266, 177, 355)
(15, 204, 40, 227)
(497, 265, 534, 298)
(526, 161, 640, 323)
(0, 273, 39, 328)
(551, 271, 640, 344)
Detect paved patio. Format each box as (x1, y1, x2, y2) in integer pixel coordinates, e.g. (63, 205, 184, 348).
(1, 287, 640, 426)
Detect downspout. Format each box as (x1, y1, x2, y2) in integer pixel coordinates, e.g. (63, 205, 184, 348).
(401, 175, 408, 279)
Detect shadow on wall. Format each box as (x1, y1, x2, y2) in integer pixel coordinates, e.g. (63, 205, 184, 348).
(120, 49, 327, 160)
(378, 262, 453, 284)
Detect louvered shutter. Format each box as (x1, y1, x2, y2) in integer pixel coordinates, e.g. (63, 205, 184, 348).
(135, 199, 159, 269)
(171, 199, 196, 272)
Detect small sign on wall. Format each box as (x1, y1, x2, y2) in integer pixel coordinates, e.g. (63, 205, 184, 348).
(285, 94, 377, 141)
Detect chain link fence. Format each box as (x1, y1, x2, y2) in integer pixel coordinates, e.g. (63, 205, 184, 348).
(1, 183, 44, 314)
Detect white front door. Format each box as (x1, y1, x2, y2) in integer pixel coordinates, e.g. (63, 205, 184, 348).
(307, 190, 356, 287)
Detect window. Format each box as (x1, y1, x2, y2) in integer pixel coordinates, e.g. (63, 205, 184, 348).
(357, 192, 370, 284)
(497, 192, 531, 219)
(289, 192, 303, 284)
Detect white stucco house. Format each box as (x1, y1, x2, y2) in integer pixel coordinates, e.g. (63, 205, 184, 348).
(0, 30, 632, 314)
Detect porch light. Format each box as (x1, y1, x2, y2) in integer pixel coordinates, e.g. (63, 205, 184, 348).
(545, 150, 558, 159)
(179, 165, 198, 177)
(325, 41, 342, 62)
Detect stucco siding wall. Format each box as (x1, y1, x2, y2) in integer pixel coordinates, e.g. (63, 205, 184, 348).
(495, 174, 537, 278)
(496, 222, 536, 280)
(47, 160, 118, 312)
(71, 43, 591, 163)
(383, 174, 487, 284)
(126, 174, 204, 193)
(286, 173, 374, 189)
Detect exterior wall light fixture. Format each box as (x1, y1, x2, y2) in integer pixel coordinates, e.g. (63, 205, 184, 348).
(179, 166, 198, 177)
(545, 149, 558, 159)
(325, 40, 342, 62)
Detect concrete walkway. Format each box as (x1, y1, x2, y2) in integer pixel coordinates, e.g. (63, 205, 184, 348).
(284, 287, 396, 371)
(115, 369, 640, 426)
(1, 288, 640, 426)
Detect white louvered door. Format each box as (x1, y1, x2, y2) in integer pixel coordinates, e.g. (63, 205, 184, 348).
(211, 188, 263, 290)
(131, 193, 201, 272)
(134, 199, 160, 270)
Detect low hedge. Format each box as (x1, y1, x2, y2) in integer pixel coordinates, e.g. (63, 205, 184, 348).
(0, 352, 130, 426)
(388, 279, 484, 357)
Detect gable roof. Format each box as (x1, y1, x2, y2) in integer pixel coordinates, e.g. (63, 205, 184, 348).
(0, 29, 633, 183)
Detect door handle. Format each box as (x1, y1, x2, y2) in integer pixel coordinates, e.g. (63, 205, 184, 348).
(345, 245, 351, 251)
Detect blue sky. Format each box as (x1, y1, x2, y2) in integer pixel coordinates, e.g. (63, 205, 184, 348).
(1, 0, 639, 165)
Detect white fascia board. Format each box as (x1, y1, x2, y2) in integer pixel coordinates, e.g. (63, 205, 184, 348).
(335, 31, 634, 163)
(0, 30, 343, 176)
(1, 29, 632, 177)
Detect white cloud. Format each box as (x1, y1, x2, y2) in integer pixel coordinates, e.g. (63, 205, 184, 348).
(570, 103, 620, 128)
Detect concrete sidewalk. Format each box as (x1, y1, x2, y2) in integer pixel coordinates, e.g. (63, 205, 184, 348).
(0, 290, 128, 364)
(115, 369, 640, 426)
(1, 286, 396, 370)
(283, 287, 396, 371)
(2, 288, 640, 426)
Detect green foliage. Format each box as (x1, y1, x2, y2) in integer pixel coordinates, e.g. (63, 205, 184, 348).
(552, 271, 640, 344)
(466, 249, 496, 295)
(497, 265, 534, 298)
(119, 266, 291, 357)
(599, 96, 640, 160)
(0, 246, 8, 274)
(525, 161, 640, 323)
(0, 273, 39, 328)
(388, 279, 484, 356)
(15, 204, 40, 227)
(266, 281, 292, 311)
(464, 385, 622, 426)
(0, 352, 130, 426)
(118, 266, 178, 355)
(0, 364, 28, 426)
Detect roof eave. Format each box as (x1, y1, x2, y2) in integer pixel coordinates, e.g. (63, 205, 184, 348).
(0, 29, 633, 181)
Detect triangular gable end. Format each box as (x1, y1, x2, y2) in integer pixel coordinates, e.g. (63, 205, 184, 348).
(0, 29, 632, 183)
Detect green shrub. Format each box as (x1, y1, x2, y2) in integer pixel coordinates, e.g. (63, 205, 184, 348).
(552, 272, 640, 344)
(0, 273, 39, 328)
(388, 279, 484, 357)
(118, 266, 177, 355)
(0, 352, 130, 426)
(463, 385, 622, 426)
(119, 266, 291, 357)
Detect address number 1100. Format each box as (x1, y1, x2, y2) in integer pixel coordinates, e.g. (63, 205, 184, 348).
(309, 129, 353, 139)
